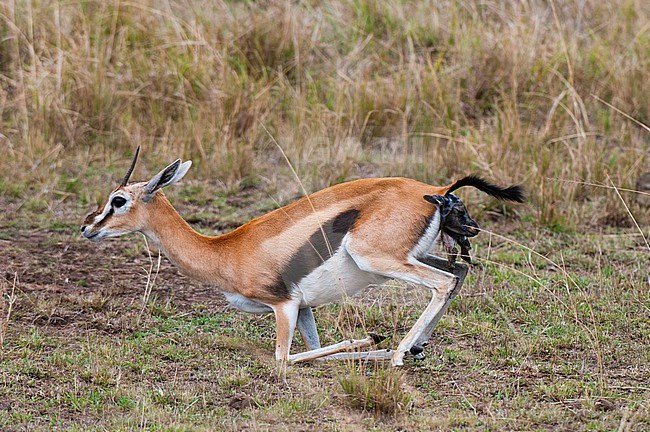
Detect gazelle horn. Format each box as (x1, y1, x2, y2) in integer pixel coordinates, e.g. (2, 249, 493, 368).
(120, 146, 140, 186)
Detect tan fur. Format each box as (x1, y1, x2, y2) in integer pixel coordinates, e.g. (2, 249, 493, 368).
(84, 177, 451, 305)
(84, 174, 466, 362)
(83, 156, 525, 364)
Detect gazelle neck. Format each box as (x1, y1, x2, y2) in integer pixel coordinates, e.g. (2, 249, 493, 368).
(140, 192, 235, 289)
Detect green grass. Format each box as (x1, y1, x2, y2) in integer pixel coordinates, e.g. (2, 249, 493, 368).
(1, 220, 649, 430)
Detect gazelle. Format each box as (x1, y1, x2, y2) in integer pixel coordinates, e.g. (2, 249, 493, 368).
(82, 148, 524, 366)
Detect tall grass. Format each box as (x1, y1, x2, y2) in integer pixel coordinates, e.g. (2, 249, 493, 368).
(1, 0, 649, 228)
(0, 273, 17, 349)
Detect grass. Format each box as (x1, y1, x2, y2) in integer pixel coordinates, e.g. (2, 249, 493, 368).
(0, 274, 17, 347)
(1, 222, 649, 430)
(339, 363, 412, 416)
(1, 0, 649, 430)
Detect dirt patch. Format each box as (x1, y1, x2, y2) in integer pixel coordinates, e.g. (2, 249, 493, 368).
(2, 228, 231, 329)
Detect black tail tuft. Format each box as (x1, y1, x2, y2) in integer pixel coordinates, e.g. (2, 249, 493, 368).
(447, 175, 525, 202)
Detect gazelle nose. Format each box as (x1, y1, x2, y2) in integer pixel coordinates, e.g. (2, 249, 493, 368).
(81, 225, 87, 233)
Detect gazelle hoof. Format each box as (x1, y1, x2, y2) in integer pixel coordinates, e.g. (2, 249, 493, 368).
(391, 352, 405, 367)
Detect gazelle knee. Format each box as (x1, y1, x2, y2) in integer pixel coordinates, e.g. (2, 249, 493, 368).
(431, 275, 458, 298)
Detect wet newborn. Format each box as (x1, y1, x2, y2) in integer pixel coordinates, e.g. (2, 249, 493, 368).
(424, 194, 479, 266)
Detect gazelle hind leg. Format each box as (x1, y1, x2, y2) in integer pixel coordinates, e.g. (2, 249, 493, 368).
(296, 307, 321, 350)
(391, 283, 454, 367)
(301, 257, 467, 364)
(412, 257, 469, 352)
(346, 247, 458, 366)
(288, 334, 384, 363)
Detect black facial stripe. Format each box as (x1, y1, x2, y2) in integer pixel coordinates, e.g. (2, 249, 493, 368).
(267, 209, 361, 300)
(93, 207, 114, 229)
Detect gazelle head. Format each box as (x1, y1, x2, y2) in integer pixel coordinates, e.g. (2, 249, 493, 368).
(81, 147, 192, 241)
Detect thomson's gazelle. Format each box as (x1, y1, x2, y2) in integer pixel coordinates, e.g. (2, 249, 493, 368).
(82, 148, 524, 366)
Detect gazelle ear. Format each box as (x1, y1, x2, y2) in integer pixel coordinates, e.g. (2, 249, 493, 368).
(143, 160, 192, 200)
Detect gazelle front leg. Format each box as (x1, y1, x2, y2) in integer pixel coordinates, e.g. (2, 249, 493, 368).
(224, 293, 321, 351)
(271, 300, 301, 362)
(296, 307, 321, 350)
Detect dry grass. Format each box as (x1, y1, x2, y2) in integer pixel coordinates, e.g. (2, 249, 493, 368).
(1, 227, 649, 430)
(1, 0, 649, 229)
(0, 273, 17, 348)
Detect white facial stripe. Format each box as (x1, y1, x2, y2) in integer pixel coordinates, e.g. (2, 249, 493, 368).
(91, 192, 131, 226)
(93, 201, 113, 224)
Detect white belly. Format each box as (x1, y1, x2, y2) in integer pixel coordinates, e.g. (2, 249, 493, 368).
(295, 246, 386, 307)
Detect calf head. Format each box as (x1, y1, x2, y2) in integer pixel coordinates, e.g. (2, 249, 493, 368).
(424, 194, 479, 238)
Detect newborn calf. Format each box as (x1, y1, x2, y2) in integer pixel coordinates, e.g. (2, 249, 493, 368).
(424, 194, 479, 265)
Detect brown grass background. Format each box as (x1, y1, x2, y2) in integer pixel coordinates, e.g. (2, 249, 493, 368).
(1, 0, 648, 229)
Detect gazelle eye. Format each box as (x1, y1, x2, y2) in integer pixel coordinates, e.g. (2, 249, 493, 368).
(112, 196, 127, 208)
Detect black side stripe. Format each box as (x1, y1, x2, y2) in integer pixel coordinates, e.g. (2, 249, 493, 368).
(266, 209, 360, 300)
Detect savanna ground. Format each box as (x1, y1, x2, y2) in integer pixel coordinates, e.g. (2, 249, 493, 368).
(1, 0, 650, 430)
